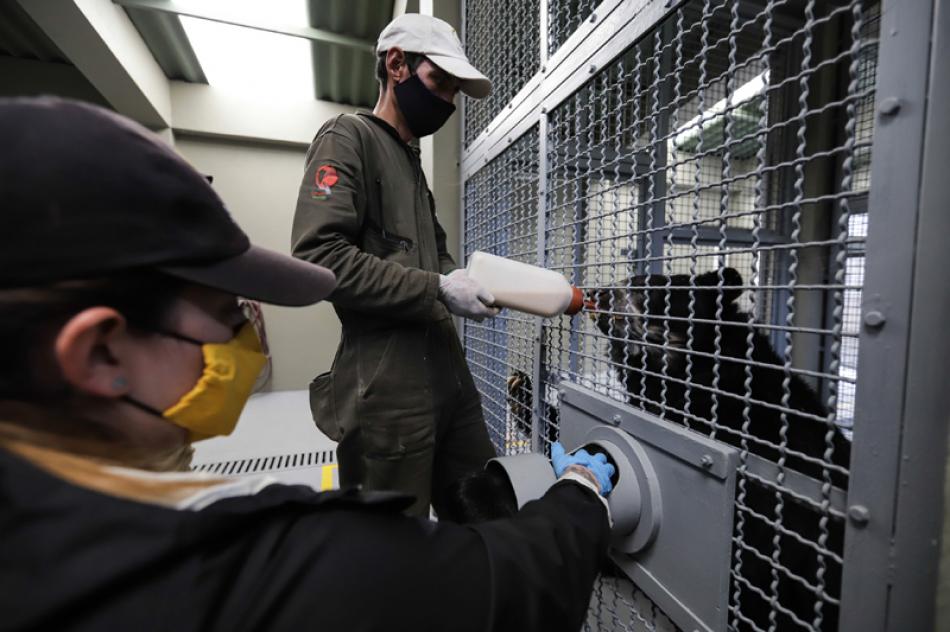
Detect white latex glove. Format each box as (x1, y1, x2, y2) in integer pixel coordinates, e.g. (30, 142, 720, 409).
(438, 269, 501, 321)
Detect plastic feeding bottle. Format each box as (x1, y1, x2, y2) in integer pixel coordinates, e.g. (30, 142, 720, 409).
(466, 251, 585, 318)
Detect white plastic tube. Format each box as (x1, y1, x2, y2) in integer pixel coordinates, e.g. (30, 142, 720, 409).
(466, 251, 584, 318)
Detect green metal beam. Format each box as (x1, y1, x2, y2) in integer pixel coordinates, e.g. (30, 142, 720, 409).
(111, 0, 375, 51)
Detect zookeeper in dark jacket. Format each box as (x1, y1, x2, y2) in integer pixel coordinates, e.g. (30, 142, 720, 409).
(291, 14, 502, 518)
(0, 97, 615, 632)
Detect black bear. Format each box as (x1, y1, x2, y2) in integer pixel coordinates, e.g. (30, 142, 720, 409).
(583, 268, 851, 630)
(437, 460, 519, 523)
(585, 267, 851, 487)
(484, 268, 850, 630)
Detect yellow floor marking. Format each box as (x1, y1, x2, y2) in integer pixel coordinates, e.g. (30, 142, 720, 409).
(320, 463, 338, 491)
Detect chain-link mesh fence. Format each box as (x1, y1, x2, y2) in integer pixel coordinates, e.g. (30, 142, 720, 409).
(548, 0, 600, 55)
(462, 1, 880, 629)
(463, 128, 540, 454)
(463, 0, 540, 147)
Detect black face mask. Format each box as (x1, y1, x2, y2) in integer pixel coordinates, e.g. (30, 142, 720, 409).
(393, 71, 456, 138)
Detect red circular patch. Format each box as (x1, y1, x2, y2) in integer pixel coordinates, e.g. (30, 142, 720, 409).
(316, 165, 338, 188)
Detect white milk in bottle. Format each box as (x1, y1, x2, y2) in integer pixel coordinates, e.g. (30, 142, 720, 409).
(466, 251, 584, 318)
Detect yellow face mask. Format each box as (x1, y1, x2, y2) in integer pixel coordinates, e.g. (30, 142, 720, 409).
(160, 322, 267, 441)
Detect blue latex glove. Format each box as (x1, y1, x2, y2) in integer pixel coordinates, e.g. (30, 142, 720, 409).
(551, 441, 615, 495)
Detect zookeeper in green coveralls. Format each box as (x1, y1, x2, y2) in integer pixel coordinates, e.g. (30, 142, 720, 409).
(291, 14, 500, 517)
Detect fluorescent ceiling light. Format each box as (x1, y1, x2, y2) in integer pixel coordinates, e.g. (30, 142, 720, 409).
(673, 71, 770, 147)
(180, 0, 314, 101)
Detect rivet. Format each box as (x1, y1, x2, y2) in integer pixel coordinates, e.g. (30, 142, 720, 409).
(864, 310, 886, 329)
(848, 505, 870, 526)
(589, 64, 597, 74)
(541, 106, 548, 114)
(541, 65, 547, 73)
(610, 413, 622, 426)
(590, 13, 597, 22)
(558, 388, 567, 398)
(701, 455, 714, 468)
(879, 97, 901, 116)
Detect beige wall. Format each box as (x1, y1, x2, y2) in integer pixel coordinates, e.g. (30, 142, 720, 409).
(420, 0, 463, 265)
(174, 135, 342, 392)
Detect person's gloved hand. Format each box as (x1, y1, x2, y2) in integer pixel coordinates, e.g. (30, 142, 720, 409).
(438, 269, 500, 321)
(551, 441, 615, 495)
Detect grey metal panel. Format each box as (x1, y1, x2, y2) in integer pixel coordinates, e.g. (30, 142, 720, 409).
(0, 1, 67, 63)
(123, 7, 207, 83)
(837, 0, 938, 629)
(883, 0, 950, 627)
(561, 382, 738, 632)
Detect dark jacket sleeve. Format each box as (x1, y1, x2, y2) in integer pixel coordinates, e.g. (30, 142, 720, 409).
(290, 118, 441, 321)
(208, 481, 609, 632)
(470, 481, 611, 630)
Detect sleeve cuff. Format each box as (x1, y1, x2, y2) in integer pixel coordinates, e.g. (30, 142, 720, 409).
(421, 270, 442, 318)
(558, 471, 613, 527)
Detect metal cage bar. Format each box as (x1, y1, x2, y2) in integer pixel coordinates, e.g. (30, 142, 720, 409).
(839, 0, 949, 630)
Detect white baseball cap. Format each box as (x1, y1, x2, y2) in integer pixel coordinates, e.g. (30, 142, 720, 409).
(376, 14, 492, 99)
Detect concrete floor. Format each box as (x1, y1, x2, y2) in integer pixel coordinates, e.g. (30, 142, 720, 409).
(192, 390, 338, 489)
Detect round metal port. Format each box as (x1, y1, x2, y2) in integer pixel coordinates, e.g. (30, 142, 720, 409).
(584, 426, 662, 554)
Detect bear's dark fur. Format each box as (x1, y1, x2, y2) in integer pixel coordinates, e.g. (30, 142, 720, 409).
(464, 268, 851, 630)
(586, 267, 850, 487)
(438, 462, 519, 523)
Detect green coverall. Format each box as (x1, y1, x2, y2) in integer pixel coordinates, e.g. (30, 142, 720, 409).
(291, 112, 496, 516)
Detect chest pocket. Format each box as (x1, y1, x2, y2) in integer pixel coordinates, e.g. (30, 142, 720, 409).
(360, 177, 419, 267)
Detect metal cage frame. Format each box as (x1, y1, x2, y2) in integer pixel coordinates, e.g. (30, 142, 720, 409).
(459, 0, 950, 630)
